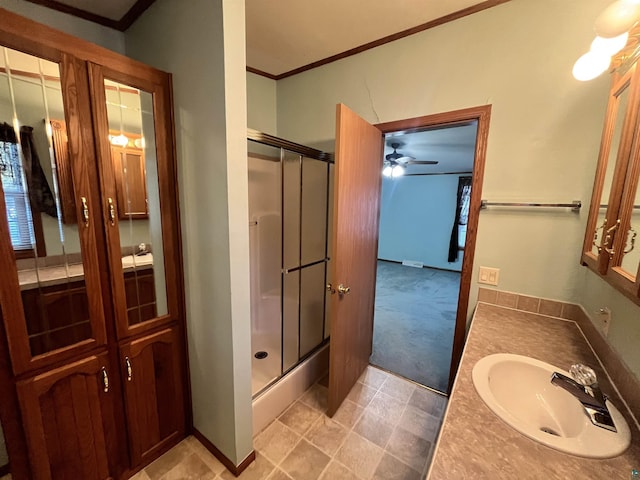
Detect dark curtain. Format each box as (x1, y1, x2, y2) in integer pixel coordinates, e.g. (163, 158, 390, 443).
(448, 176, 472, 263)
(19, 125, 57, 217)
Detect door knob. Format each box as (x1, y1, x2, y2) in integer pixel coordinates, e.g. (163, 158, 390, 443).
(337, 284, 350, 295)
(326, 283, 336, 294)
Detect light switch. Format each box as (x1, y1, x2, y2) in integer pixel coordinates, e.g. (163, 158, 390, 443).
(479, 266, 500, 286)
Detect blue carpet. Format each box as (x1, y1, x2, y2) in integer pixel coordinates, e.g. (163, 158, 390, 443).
(370, 260, 460, 393)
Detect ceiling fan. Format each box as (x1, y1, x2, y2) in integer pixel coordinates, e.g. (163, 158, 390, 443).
(383, 142, 438, 177)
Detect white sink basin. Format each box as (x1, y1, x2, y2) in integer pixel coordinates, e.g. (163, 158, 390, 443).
(472, 353, 631, 458)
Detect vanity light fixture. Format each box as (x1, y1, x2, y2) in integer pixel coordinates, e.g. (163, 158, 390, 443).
(109, 133, 129, 147)
(573, 50, 612, 81)
(573, 1, 640, 81)
(594, 0, 640, 38)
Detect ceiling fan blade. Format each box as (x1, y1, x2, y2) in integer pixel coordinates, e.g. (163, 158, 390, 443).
(406, 160, 439, 165)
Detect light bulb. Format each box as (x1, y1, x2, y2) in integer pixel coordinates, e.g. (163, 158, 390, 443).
(573, 50, 611, 81)
(594, 1, 640, 38)
(391, 165, 405, 177)
(591, 31, 629, 55)
(109, 134, 129, 147)
(382, 165, 392, 177)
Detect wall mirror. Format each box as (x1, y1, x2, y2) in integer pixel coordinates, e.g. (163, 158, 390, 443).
(102, 78, 168, 328)
(0, 46, 105, 357)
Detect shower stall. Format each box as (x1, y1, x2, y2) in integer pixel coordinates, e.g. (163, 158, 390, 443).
(247, 129, 333, 397)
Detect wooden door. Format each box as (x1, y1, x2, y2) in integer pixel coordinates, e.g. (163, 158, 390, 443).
(120, 327, 185, 468)
(16, 353, 118, 480)
(327, 105, 383, 416)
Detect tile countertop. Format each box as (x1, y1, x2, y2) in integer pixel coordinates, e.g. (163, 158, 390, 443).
(18, 253, 154, 291)
(427, 302, 640, 479)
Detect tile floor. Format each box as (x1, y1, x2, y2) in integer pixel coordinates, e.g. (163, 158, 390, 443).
(136, 365, 447, 480)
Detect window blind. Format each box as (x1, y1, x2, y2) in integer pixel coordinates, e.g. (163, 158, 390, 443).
(1, 141, 34, 251)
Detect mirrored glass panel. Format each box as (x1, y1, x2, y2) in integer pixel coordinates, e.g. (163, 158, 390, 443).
(619, 171, 640, 278)
(282, 269, 299, 372)
(299, 262, 325, 358)
(104, 79, 168, 326)
(301, 157, 328, 265)
(0, 47, 94, 356)
(283, 150, 301, 270)
(592, 83, 630, 256)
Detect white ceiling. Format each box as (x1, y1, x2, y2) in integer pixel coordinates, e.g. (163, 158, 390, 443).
(245, 0, 491, 76)
(384, 123, 477, 175)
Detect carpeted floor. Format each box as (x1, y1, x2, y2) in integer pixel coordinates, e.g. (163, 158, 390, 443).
(370, 260, 460, 393)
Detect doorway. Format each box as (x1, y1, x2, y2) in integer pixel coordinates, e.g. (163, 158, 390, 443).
(371, 122, 478, 393)
(327, 104, 490, 414)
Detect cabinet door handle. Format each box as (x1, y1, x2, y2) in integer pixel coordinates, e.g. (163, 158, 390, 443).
(81, 196, 90, 227)
(125, 356, 132, 381)
(623, 227, 637, 254)
(108, 197, 116, 226)
(101, 367, 109, 393)
(592, 218, 607, 253)
(603, 219, 621, 257)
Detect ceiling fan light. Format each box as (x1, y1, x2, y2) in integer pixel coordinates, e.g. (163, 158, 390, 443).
(391, 165, 405, 178)
(591, 32, 629, 56)
(594, 0, 640, 38)
(382, 165, 393, 177)
(573, 50, 611, 81)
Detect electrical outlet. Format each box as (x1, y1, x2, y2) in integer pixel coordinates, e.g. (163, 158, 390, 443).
(598, 307, 611, 336)
(478, 266, 500, 286)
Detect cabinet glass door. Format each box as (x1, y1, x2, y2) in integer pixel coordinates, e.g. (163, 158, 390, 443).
(583, 71, 634, 273)
(0, 46, 106, 373)
(89, 65, 179, 338)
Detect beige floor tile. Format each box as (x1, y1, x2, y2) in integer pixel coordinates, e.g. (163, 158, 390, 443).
(372, 453, 421, 480)
(397, 405, 441, 442)
(359, 366, 388, 389)
(346, 381, 377, 407)
(184, 436, 226, 475)
(130, 471, 151, 480)
(220, 453, 275, 480)
(366, 391, 407, 426)
(407, 387, 447, 417)
(280, 440, 330, 480)
(378, 375, 415, 403)
(332, 399, 365, 429)
(353, 410, 394, 448)
(385, 427, 431, 473)
(319, 461, 360, 480)
(304, 416, 349, 456)
(159, 452, 216, 480)
(254, 420, 301, 464)
(279, 401, 322, 435)
(300, 384, 329, 412)
(335, 432, 383, 480)
(267, 468, 295, 480)
(145, 441, 193, 479)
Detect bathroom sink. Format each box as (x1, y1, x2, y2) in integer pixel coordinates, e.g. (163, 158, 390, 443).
(472, 353, 631, 458)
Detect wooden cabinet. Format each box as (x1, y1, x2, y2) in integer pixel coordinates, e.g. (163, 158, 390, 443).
(16, 353, 119, 480)
(120, 327, 185, 468)
(111, 147, 149, 220)
(0, 9, 188, 480)
(583, 36, 640, 304)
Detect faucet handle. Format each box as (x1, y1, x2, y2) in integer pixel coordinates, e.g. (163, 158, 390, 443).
(569, 364, 597, 386)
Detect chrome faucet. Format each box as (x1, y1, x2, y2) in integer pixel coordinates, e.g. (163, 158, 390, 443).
(550, 364, 617, 432)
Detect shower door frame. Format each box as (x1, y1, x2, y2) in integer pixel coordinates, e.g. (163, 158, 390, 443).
(248, 129, 333, 398)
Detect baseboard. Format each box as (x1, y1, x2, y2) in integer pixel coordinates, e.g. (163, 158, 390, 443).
(0, 464, 9, 476)
(192, 428, 255, 477)
(377, 258, 462, 273)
